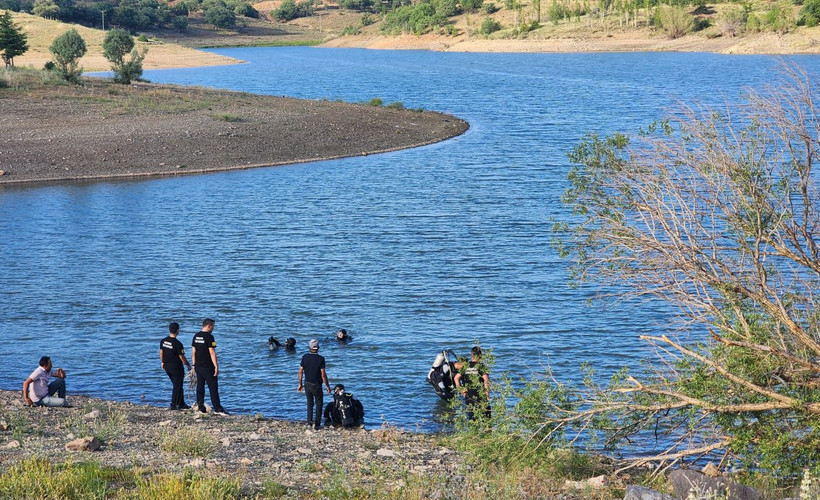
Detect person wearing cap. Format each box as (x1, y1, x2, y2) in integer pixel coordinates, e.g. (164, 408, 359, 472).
(335, 329, 351, 342)
(297, 339, 331, 430)
(453, 346, 491, 421)
(160, 322, 191, 410)
(192, 318, 229, 415)
(23, 356, 70, 407)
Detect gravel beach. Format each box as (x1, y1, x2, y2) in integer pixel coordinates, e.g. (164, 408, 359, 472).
(0, 79, 468, 186)
(0, 389, 469, 497)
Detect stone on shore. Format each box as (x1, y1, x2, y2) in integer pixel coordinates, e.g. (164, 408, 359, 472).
(669, 469, 761, 500)
(623, 485, 675, 500)
(65, 436, 101, 452)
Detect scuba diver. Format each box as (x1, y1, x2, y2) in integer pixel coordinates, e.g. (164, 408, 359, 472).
(426, 349, 460, 399)
(335, 329, 351, 342)
(323, 384, 364, 428)
(268, 337, 297, 351)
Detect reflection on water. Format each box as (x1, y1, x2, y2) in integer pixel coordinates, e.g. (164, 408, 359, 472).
(3, 50, 820, 430)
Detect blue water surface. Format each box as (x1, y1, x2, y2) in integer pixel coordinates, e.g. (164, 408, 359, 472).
(2, 49, 819, 430)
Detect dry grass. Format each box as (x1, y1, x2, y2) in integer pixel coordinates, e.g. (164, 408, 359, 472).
(9, 12, 242, 72)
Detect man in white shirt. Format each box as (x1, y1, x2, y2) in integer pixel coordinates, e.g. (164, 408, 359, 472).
(23, 356, 69, 407)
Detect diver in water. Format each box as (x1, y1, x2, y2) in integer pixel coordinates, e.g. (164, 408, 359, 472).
(269, 337, 297, 351)
(426, 350, 460, 399)
(335, 329, 351, 342)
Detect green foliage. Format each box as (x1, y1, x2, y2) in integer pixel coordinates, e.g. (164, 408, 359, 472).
(657, 6, 693, 37)
(716, 7, 747, 36)
(158, 428, 216, 457)
(765, 2, 796, 32)
(548, 0, 569, 24)
(0, 459, 109, 499)
(801, 0, 820, 19)
(204, 1, 237, 27)
(381, 0, 453, 34)
(746, 11, 761, 31)
(341, 24, 361, 34)
(272, 0, 313, 20)
(479, 15, 501, 33)
(361, 12, 375, 25)
(338, 0, 375, 12)
(49, 28, 86, 83)
(103, 28, 146, 84)
(555, 68, 820, 475)
(233, 1, 258, 17)
(367, 96, 383, 106)
(172, 15, 189, 30)
(33, 0, 58, 18)
(126, 469, 240, 500)
(386, 101, 404, 109)
(462, 0, 484, 10)
(481, 1, 497, 13)
(0, 10, 28, 67)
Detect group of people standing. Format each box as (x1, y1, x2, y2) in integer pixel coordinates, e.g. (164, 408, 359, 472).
(160, 319, 362, 428)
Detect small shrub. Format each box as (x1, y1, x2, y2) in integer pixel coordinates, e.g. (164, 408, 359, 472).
(272, 0, 313, 21)
(49, 28, 86, 83)
(361, 12, 376, 25)
(386, 101, 405, 109)
(0, 459, 108, 499)
(172, 15, 189, 30)
(341, 24, 361, 35)
(136, 33, 148, 41)
(367, 97, 383, 106)
(130, 470, 240, 499)
(480, 16, 501, 34)
(462, 0, 484, 10)
(260, 480, 288, 498)
(805, 14, 819, 26)
(212, 113, 242, 121)
(716, 7, 746, 36)
(481, 1, 497, 13)
(205, 3, 237, 27)
(746, 12, 761, 31)
(659, 6, 693, 38)
(158, 428, 216, 457)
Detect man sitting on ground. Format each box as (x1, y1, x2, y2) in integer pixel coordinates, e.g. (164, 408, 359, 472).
(23, 356, 70, 407)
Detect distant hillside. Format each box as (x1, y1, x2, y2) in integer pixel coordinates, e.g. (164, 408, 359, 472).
(9, 12, 241, 71)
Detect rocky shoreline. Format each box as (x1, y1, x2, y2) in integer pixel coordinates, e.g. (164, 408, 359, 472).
(0, 77, 468, 186)
(0, 389, 468, 497)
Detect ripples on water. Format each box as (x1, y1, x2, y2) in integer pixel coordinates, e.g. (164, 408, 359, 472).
(2, 51, 819, 430)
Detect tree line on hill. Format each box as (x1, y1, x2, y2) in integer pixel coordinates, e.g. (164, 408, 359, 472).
(0, 0, 260, 31)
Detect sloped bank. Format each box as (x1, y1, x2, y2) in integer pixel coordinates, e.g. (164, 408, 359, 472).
(0, 76, 468, 186)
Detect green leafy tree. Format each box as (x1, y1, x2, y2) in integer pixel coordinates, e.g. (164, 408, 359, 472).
(49, 28, 86, 83)
(552, 66, 820, 475)
(32, 0, 59, 18)
(102, 28, 146, 84)
(0, 10, 28, 68)
(204, 1, 236, 27)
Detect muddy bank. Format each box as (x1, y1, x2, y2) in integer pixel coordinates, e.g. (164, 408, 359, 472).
(0, 78, 468, 186)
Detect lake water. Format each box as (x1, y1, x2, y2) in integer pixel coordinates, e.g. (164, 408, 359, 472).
(3, 50, 819, 430)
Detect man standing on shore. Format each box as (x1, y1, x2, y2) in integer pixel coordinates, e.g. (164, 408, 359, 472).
(192, 318, 229, 415)
(297, 339, 331, 430)
(23, 356, 70, 407)
(160, 322, 191, 410)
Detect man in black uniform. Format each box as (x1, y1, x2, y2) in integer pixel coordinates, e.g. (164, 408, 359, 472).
(192, 318, 229, 415)
(297, 339, 331, 430)
(160, 322, 191, 410)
